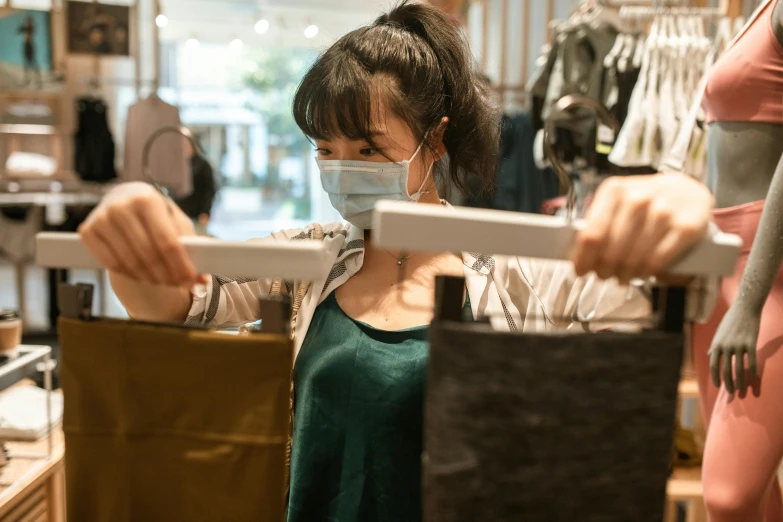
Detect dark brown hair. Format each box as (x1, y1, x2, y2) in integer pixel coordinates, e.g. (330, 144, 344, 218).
(293, 0, 500, 194)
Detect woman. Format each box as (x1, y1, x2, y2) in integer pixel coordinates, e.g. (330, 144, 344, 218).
(79, 2, 715, 521)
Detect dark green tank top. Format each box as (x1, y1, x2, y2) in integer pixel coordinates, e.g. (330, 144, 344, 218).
(287, 290, 470, 522)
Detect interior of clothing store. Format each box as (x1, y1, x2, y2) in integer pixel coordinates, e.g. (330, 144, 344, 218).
(0, 0, 778, 520)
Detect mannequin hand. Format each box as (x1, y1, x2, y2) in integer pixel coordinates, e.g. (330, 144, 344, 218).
(571, 172, 713, 284)
(79, 182, 202, 287)
(709, 303, 762, 394)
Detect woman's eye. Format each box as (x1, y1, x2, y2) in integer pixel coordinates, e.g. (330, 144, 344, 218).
(315, 148, 331, 156)
(360, 148, 378, 156)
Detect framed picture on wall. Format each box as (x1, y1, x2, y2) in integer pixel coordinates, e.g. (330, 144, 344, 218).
(66, 1, 130, 56)
(0, 8, 54, 90)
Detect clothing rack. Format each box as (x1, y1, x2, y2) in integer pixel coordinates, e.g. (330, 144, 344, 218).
(619, 1, 730, 18)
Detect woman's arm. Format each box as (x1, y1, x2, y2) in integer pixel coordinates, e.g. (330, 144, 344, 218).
(80, 182, 312, 327)
(505, 172, 716, 328)
(109, 273, 193, 322)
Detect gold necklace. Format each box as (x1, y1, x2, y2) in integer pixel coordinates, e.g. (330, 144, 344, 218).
(385, 250, 412, 269)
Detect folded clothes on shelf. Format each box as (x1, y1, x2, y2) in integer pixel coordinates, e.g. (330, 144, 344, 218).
(5, 152, 57, 177)
(0, 385, 63, 442)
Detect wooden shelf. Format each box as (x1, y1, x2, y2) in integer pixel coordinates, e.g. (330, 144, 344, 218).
(678, 377, 699, 399)
(0, 380, 65, 522)
(2, 171, 79, 182)
(0, 124, 64, 136)
(0, 90, 66, 100)
(668, 466, 703, 501)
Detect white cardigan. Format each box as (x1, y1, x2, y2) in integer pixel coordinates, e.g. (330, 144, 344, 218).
(187, 221, 716, 360)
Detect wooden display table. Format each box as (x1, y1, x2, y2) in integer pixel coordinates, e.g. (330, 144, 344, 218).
(0, 371, 64, 522)
(0, 427, 65, 522)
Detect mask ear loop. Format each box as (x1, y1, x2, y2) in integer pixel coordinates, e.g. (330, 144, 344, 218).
(410, 162, 436, 201)
(408, 123, 445, 200)
(391, 119, 458, 313)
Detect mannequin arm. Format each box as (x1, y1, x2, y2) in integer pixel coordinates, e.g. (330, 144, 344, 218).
(710, 151, 783, 393)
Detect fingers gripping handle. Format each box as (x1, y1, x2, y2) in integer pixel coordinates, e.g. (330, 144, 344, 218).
(372, 201, 742, 278)
(35, 232, 328, 281)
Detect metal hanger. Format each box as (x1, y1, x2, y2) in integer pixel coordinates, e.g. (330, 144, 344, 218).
(141, 125, 204, 197)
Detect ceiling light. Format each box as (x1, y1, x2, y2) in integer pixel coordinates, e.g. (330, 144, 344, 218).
(304, 24, 318, 39)
(229, 38, 244, 52)
(186, 37, 199, 49)
(155, 14, 168, 28)
(255, 19, 270, 34)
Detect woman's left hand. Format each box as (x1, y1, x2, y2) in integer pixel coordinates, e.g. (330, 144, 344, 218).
(570, 172, 713, 284)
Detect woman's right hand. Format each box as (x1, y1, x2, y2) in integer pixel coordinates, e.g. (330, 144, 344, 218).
(79, 182, 202, 287)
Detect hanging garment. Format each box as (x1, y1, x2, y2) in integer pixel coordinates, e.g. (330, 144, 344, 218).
(74, 97, 117, 183)
(587, 36, 650, 176)
(529, 18, 619, 162)
(537, 19, 619, 124)
(123, 96, 191, 197)
(640, 41, 662, 169)
(424, 324, 683, 522)
(465, 112, 559, 213)
(58, 317, 292, 522)
(289, 291, 472, 522)
(658, 53, 679, 160)
(606, 63, 640, 130)
(608, 37, 652, 168)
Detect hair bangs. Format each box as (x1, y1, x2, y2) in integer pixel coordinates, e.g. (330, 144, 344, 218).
(294, 47, 380, 144)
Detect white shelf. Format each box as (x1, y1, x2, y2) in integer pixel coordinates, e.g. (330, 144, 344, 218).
(0, 347, 52, 394)
(0, 124, 62, 136)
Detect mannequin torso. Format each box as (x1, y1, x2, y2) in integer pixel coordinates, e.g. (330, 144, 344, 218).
(707, 123, 783, 208)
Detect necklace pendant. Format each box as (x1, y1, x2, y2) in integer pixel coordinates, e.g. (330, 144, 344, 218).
(397, 259, 404, 268)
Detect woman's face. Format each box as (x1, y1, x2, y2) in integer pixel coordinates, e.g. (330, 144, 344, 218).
(314, 101, 444, 198)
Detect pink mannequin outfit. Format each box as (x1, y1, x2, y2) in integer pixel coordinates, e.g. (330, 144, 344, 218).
(692, 202, 783, 522)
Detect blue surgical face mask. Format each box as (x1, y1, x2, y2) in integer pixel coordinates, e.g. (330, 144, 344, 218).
(317, 140, 433, 229)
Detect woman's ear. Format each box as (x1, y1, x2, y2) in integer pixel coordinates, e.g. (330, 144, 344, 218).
(430, 117, 449, 160)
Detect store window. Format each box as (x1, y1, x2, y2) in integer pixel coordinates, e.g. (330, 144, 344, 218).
(162, 40, 338, 240)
